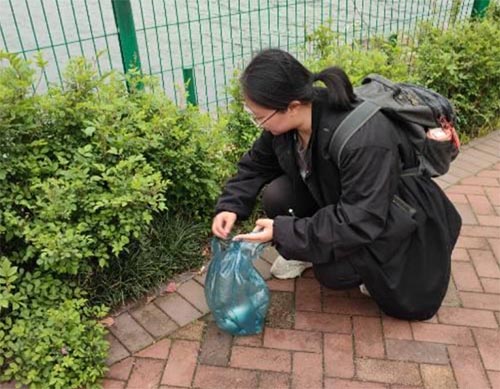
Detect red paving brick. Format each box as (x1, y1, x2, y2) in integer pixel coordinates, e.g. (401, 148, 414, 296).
(451, 261, 483, 292)
(106, 357, 135, 381)
(130, 303, 179, 339)
(323, 295, 380, 316)
(105, 333, 130, 365)
(353, 316, 385, 358)
(127, 358, 164, 389)
(294, 310, 351, 334)
(154, 293, 202, 327)
(488, 238, 500, 261)
(469, 249, 500, 278)
(479, 169, 500, 178)
(473, 328, 500, 371)
(486, 187, 500, 206)
(382, 316, 413, 340)
(161, 340, 199, 387)
(232, 333, 263, 347)
(448, 346, 490, 389)
(170, 320, 205, 342)
(386, 339, 448, 364)
(461, 176, 500, 187)
(459, 291, 500, 310)
(192, 365, 258, 389)
(420, 364, 457, 389)
(461, 225, 500, 238)
(447, 192, 468, 204)
(438, 306, 498, 328)
(258, 372, 290, 389)
(230, 346, 291, 372)
(109, 312, 155, 354)
(102, 134, 500, 388)
(267, 278, 295, 292)
(324, 333, 354, 378)
(411, 322, 474, 346)
(295, 277, 322, 311)
(324, 378, 387, 388)
(478, 166, 499, 176)
(454, 202, 478, 224)
(134, 338, 171, 359)
(468, 194, 498, 215)
(263, 327, 322, 353)
(447, 184, 486, 195)
(102, 379, 126, 389)
(176, 279, 210, 314)
(488, 371, 500, 389)
(292, 352, 323, 389)
(481, 277, 500, 294)
(355, 358, 421, 386)
(451, 247, 470, 261)
(198, 321, 232, 366)
(456, 236, 489, 249)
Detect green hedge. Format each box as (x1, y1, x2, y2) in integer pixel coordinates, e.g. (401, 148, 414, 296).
(0, 52, 229, 388)
(0, 266, 107, 388)
(304, 25, 413, 84)
(413, 7, 500, 141)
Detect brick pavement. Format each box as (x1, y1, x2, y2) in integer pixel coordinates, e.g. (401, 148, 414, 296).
(102, 131, 500, 389)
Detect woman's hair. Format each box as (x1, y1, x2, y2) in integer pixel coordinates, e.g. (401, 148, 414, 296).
(240, 48, 356, 111)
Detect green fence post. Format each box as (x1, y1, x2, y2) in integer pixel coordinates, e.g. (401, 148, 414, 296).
(471, 0, 490, 18)
(111, 0, 141, 79)
(183, 68, 198, 106)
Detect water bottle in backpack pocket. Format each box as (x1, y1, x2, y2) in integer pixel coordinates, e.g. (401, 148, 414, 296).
(422, 125, 457, 176)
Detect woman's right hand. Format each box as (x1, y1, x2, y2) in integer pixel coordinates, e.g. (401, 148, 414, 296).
(212, 211, 237, 239)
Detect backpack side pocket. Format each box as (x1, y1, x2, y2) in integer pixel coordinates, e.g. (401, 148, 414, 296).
(422, 137, 456, 177)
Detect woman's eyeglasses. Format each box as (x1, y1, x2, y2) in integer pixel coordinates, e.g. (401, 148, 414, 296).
(243, 105, 278, 129)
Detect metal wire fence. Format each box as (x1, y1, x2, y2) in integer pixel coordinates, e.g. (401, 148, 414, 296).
(0, 0, 483, 112)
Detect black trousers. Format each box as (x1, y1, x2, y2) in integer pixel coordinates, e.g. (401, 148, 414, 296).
(262, 175, 362, 290)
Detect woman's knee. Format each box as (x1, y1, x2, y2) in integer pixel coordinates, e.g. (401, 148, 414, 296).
(262, 175, 318, 218)
(261, 175, 295, 218)
(313, 262, 362, 290)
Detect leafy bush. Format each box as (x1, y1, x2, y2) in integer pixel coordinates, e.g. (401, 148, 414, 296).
(0, 54, 168, 275)
(0, 259, 108, 388)
(303, 25, 413, 84)
(220, 75, 262, 166)
(0, 52, 230, 387)
(413, 7, 500, 140)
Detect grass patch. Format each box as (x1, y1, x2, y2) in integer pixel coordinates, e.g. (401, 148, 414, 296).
(80, 212, 209, 308)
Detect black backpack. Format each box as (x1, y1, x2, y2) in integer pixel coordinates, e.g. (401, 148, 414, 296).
(328, 74, 460, 177)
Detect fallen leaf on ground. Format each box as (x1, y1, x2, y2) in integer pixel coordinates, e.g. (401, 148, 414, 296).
(165, 282, 177, 293)
(100, 317, 115, 327)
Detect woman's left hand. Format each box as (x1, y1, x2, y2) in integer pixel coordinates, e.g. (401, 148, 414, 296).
(233, 218, 274, 243)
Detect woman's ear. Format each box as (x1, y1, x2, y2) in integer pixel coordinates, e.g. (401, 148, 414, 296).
(287, 100, 302, 114)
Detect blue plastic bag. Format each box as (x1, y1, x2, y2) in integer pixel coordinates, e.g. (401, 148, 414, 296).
(204, 237, 270, 336)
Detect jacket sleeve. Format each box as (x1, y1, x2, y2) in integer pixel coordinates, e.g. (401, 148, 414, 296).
(273, 144, 400, 263)
(215, 131, 283, 219)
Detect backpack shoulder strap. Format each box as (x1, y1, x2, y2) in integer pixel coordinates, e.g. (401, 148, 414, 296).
(328, 100, 381, 166)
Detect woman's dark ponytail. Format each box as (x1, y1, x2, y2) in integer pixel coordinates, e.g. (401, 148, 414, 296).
(241, 48, 356, 111)
(312, 66, 357, 111)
